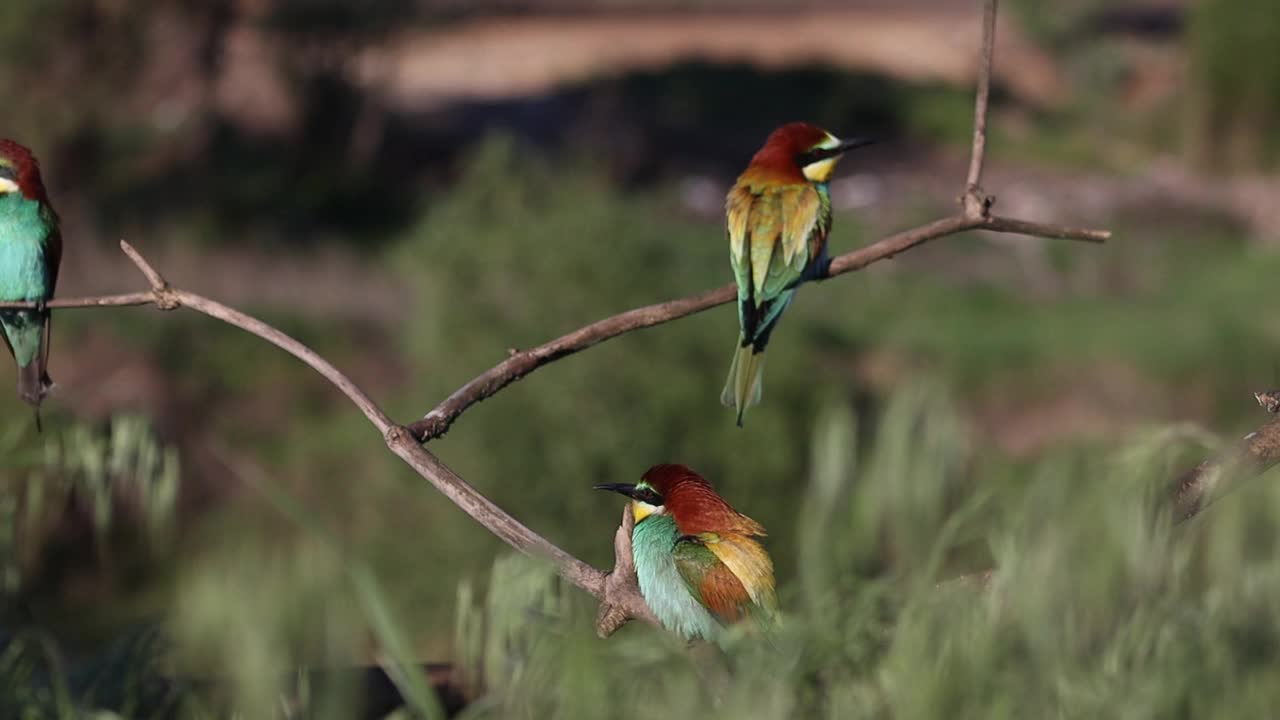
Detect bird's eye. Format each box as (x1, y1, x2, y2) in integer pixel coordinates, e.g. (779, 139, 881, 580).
(638, 488, 663, 505)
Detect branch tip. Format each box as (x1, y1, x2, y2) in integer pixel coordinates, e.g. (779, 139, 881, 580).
(1255, 390, 1280, 414)
(119, 239, 169, 293)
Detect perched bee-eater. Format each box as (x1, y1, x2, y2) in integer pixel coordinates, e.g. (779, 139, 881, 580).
(595, 463, 776, 641)
(722, 122, 873, 425)
(0, 140, 60, 422)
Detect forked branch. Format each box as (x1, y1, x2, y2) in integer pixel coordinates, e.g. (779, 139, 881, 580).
(407, 0, 1103, 444)
(16, 241, 655, 632)
(0, 0, 1113, 636)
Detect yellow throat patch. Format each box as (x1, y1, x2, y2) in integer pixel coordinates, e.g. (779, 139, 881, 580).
(631, 500, 662, 523)
(802, 156, 839, 183)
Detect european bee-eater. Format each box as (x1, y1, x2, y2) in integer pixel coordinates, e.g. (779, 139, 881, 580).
(0, 139, 60, 422)
(722, 122, 873, 425)
(595, 463, 777, 641)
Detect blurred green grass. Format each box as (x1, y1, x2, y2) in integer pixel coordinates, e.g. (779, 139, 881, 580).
(14, 383, 1280, 717)
(2, 134, 1280, 715)
(2, 0, 1279, 714)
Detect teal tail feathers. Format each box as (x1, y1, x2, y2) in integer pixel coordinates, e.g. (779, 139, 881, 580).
(19, 359, 47, 433)
(720, 339, 766, 427)
(1, 309, 54, 424)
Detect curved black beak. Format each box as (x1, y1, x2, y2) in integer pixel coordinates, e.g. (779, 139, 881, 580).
(836, 137, 877, 153)
(593, 482, 638, 498)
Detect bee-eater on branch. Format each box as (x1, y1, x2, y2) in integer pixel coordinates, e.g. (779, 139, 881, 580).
(0, 140, 61, 426)
(595, 463, 777, 641)
(723, 122, 873, 426)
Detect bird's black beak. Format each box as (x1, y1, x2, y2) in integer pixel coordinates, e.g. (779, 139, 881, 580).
(836, 137, 877, 153)
(593, 482, 638, 499)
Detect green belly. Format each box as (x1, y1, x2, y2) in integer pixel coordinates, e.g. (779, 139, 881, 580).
(631, 514, 721, 641)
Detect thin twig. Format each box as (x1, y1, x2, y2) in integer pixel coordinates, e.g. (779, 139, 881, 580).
(0, 292, 157, 309)
(121, 239, 168, 292)
(170, 288, 394, 434)
(965, 0, 998, 195)
(983, 215, 1110, 243)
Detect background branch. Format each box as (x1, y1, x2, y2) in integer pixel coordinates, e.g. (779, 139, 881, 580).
(1171, 393, 1280, 522)
(943, 394, 1280, 591)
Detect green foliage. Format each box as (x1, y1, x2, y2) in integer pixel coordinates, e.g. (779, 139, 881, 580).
(451, 389, 1280, 718)
(1, 416, 178, 602)
(0, 1, 71, 68)
(0, 417, 180, 718)
(370, 135, 1280, 647)
(1189, 0, 1280, 169)
(1006, 0, 1109, 51)
(4, 131, 1280, 716)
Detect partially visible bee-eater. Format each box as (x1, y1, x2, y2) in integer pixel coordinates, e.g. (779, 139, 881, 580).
(0, 140, 60, 425)
(723, 122, 873, 425)
(595, 463, 776, 642)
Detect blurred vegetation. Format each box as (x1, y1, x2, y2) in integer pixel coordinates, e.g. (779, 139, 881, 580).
(441, 392, 1280, 719)
(2, 417, 178, 625)
(0, 0, 1279, 715)
(3, 129, 1280, 711)
(9, 386, 1280, 715)
(1188, 0, 1280, 171)
(1007, 0, 1109, 51)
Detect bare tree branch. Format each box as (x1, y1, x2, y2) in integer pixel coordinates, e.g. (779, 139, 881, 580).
(404, 0, 1102, 443)
(1254, 390, 1280, 415)
(121, 240, 169, 294)
(0, 3, 1108, 457)
(0, 0, 1109, 635)
(25, 243, 659, 628)
(594, 504, 659, 637)
(943, 393, 1280, 591)
(1171, 394, 1280, 522)
(965, 0, 998, 198)
(0, 292, 157, 309)
(409, 208, 1107, 443)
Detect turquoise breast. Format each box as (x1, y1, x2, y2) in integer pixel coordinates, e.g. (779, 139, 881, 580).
(631, 514, 721, 641)
(0, 194, 54, 302)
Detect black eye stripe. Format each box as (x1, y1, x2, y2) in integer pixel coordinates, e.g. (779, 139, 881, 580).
(797, 147, 842, 166)
(0, 166, 16, 182)
(636, 488, 663, 505)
